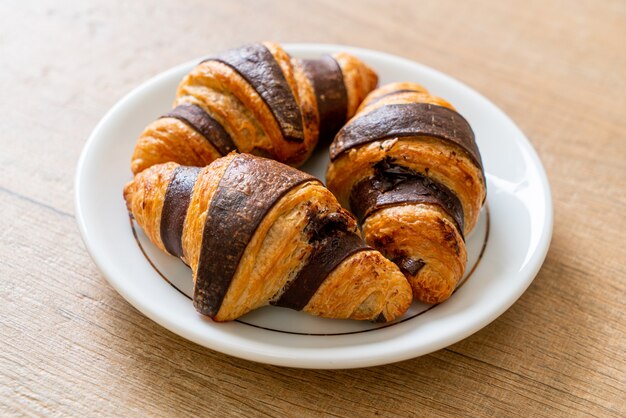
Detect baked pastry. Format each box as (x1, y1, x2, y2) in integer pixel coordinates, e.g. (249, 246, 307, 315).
(130, 42, 378, 174)
(326, 82, 486, 304)
(124, 153, 412, 322)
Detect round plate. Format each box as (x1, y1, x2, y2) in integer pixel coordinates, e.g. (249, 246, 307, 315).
(75, 44, 553, 369)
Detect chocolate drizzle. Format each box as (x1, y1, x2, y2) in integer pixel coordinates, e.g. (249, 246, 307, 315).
(160, 167, 201, 259)
(301, 55, 348, 144)
(273, 210, 369, 311)
(161, 104, 236, 156)
(205, 43, 305, 143)
(350, 158, 465, 237)
(330, 103, 483, 173)
(194, 154, 317, 317)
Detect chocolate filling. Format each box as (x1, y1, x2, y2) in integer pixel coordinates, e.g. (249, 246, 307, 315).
(330, 103, 483, 173)
(350, 158, 465, 237)
(374, 313, 387, 323)
(393, 256, 426, 276)
(161, 104, 236, 156)
(272, 210, 369, 311)
(301, 55, 348, 144)
(204, 43, 305, 143)
(194, 154, 317, 317)
(160, 167, 201, 259)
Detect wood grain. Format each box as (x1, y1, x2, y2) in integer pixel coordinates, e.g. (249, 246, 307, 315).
(1, 0, 625, 416)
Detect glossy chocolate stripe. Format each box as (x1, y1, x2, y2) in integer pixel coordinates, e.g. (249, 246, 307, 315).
(301, 55, 348, 143)
(161, 104, 236, 156)
(350, 160, 465, 236)
(194, 154, 317, 317)
(273, 232, 369, 311)
(160, 166, 201, 258)
(330, 103, 483, 172)
(205, 43, 305, 143)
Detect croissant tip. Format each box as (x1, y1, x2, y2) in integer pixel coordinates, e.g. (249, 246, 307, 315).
(122, 180, 136, 212)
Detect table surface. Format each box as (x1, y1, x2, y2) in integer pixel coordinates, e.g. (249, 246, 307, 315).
(2, 0, 625, 416)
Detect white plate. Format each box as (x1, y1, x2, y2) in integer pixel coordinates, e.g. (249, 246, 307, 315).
(75, 44, 553, 369)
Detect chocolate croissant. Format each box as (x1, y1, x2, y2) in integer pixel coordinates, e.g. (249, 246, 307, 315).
(326, 82, 486, 304)
(130, 42, 378, 175)
(124, 153, 412, 322)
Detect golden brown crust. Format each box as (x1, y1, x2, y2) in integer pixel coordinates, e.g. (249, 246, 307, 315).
(183, 154, 235, 270)
(215, 181, 332, 321)
(123, 155, 412, 322)
(131, 119, 222, 175)
(304, 250, 412, 321)
(176, 60, 278, 156)
(130, 43, 379, 174)
(326, 83, 485, 303)
(263, 42, 301, 107)
(358, 82, 429, 110)
(362, 205, 466, 304)
(356, 81, 451, 113)
(334, 52, 379, 118)
(326, 137, 485, 234)
(287, 54, 319, 164)
(123, 162, 178, 251)
(359, 91, 455, 117)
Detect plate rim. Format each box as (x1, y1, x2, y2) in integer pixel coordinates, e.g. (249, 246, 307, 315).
(75, 43, 554, 369)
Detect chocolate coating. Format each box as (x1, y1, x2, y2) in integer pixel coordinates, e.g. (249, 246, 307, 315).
(206, 43, 305, 143)
(330, 103, 483, 172)
(161, 104, 236, 155)
(301, 55, 348, 144)
(350, 159, 465, 236)
(160, 167, 200, 259)
(194, 154, 317, 317)
(273, 231, 369, 311)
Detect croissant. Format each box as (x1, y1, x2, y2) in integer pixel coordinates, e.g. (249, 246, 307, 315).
(326, 82, 487, 304)
(130, 42, 378, 175)
(124, 153, 412, 322)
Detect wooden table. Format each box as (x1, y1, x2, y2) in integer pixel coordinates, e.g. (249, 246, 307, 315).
(2, 1, 624, 416)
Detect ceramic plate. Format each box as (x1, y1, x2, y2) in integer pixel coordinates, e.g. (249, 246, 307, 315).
(75, 44, 553, 369)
